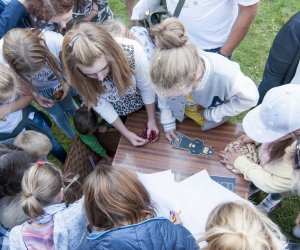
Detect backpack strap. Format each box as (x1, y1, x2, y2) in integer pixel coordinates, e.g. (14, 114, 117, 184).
(173, 0, 186, 17)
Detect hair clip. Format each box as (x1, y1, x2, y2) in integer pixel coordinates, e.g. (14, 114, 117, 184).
(36, 161, 44, 167)
(68, 33, 81, 50)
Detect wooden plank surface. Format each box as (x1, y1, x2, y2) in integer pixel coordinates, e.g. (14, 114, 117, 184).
(113, 111, 250, 198)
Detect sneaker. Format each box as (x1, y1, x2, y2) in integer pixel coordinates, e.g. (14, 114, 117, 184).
(248, 183, 261, 199)
(258, 193, 283, 214)
(292, 226, 300, 239)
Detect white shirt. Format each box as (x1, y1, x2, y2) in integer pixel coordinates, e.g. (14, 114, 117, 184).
(0, 96, 22, 133)
(132, 0, 259, 50)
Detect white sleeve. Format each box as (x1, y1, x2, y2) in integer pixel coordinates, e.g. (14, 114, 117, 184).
(133, 41, 156, 105)
(157, 95, 176, 132)
(93, 96, 119, 124)
(131, 0, 160, 20)
(203, 72, 259, 122)
(44, 30, 63, 60)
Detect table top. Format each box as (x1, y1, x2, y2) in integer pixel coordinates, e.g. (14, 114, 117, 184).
(113, 111, 250, 198)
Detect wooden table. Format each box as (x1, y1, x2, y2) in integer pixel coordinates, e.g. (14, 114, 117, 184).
(113, 111, 250, 198)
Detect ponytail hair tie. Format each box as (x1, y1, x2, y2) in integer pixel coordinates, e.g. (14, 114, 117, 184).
(36, 161, 44, 167)
(26, 192, 37, 198)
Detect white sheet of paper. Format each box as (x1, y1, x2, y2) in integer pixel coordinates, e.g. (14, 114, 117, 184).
(137, 169, 244, 240)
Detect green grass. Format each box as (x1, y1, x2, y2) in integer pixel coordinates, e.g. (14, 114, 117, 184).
(50, 0, 300, 240)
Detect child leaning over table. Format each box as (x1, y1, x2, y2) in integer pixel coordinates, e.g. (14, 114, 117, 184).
(73, 107, 113, 165)
(220, 84, 300, 214)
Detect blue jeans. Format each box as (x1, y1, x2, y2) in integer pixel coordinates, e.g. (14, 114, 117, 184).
(32, 112, 67, 163)
(41, 91, 77, 139)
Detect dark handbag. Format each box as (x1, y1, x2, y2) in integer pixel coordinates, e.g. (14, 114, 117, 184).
(142, 0, 186, 28)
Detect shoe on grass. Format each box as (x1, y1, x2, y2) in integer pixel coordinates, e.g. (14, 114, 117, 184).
(248, 183, 261, 199)
(258, 193, 283, 214)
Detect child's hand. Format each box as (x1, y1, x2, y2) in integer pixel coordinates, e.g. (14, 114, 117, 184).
(169, 210, 182, 225)
(147, 120, 159, 142)
(126, 131, 148, 147)
(166, 131, 179, 142)
(238, 134, 255, 145)
(219, 148, 242, 166)
(34, 93, 54, 108)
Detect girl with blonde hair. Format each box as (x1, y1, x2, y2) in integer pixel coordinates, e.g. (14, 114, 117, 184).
(82, 165, 199, 249)
(62, 22, 159, 146)
(2, 28, 77, 139)
(149, 18, 258, 141)
(9, 162, 87, 249)
(199, 202, 286, 250)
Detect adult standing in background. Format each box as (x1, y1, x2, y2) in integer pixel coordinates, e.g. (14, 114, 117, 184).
(258, 11, 300, 104)
(131, 0, 259, 57)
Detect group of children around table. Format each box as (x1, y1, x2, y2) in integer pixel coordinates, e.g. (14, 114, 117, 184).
(0, 0, 299, 249)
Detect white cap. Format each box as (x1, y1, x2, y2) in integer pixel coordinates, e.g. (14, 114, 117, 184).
(242, 84, 300, 143)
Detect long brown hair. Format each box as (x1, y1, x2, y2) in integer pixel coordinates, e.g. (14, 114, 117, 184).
(266, 130, 300, 164)
(62, 22, 132, 105)
(83, 166, 156, 231)
(3, 28, 65, 87)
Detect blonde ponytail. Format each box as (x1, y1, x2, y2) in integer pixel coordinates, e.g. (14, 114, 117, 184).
(20, 162, 64, 219)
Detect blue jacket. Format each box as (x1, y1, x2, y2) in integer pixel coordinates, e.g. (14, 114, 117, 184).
(83, 217, 199, 250)
(0, 0, 28, 39)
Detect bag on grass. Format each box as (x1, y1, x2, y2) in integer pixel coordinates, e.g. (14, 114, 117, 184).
(141, 0, 185, 28)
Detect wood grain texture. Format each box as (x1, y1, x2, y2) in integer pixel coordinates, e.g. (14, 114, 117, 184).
(113, 111, 250, 198)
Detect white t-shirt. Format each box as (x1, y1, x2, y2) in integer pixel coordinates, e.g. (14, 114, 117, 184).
(132, 0, 259, 50)
(0, 30, 63, 91)
(0, 96, 22, 134)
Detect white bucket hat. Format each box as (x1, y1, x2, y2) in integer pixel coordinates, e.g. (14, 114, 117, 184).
(242, 84, 300, 143)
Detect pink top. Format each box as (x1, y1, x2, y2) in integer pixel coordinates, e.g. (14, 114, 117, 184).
(21, 220, 54, 250)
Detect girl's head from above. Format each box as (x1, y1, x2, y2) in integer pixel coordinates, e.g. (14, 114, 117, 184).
(27, 0, 80, 28)
(0, 63, 19, 103)
(101, 20, 138, 42)
(62, 22, 132, 104)
(0, 144, 32, 198)
(149, 18, 204, 97)
(20, 162, 64, 219)
(3, 28, 64, 85)
(243, 84, 300, 144)
(200, 202, 285, 250)
(83, 166, 156, 231)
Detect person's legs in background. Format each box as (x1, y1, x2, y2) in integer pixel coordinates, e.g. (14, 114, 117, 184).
(32, 111, 67, 163)
(43, 92, 77, 139)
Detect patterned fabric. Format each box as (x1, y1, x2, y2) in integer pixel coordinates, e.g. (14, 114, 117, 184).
(99, 43, 144, 117)
(34, 0, 113, 33)
(0, 225, 9, 250)
(100, 75, 144, 117)
(22, 221, 55, 250)
(130, 26, 156, 62)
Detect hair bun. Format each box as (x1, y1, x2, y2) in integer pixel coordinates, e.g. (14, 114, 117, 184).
(150, 17, 188, 49)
